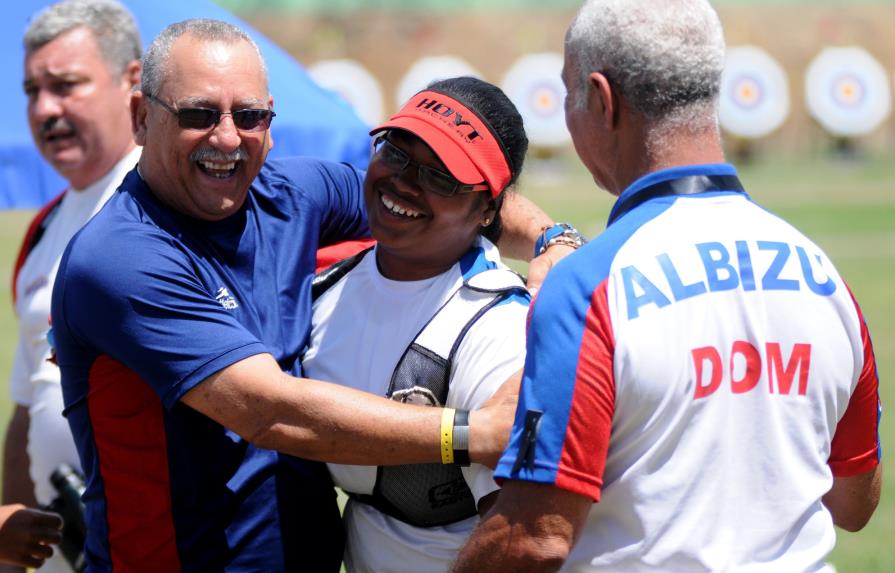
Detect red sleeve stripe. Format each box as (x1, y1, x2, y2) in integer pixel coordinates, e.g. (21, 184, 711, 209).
(555, 280, 616, 501)
(829, 287, 881, 476)
(88, 356, 182, 571)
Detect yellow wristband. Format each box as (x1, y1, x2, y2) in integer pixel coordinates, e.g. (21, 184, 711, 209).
(440, 407, 455, 464)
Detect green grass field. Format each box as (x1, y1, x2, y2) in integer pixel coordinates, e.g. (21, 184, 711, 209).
(0, 151, 891, 570)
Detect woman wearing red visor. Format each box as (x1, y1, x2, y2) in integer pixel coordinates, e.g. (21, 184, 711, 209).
(302, 76, 530, 572)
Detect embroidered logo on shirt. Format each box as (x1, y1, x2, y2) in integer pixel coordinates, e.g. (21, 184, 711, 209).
(215, 287, 239, 310)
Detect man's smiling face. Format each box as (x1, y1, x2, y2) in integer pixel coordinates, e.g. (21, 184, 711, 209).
(134, 34, 273, 221)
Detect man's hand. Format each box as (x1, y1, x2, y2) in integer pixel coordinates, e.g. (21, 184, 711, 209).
(0, 504, 63, 568)
(527, 244, 577, 295)
(469, 369, 522, 468)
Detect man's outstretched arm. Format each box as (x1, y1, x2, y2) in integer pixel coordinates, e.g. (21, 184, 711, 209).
(451, 480, 591, 573)
(181, 353, 518, 467)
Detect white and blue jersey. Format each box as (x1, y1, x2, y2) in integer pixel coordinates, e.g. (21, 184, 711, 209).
(496, 164, 881, 572)
(305, 237, 530, 573)
(51, 157, 369, 572)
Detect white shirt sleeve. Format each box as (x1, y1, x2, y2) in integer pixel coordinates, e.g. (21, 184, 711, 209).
(9, 336, 35, 406)
(446, 298, 528, 504)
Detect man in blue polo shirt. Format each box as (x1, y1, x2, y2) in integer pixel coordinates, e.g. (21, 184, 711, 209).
(51, 18, 569, 573)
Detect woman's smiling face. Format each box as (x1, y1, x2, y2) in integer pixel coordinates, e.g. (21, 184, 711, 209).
(364, 129, 495, 281)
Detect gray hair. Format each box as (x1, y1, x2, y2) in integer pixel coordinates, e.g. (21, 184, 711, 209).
(566, 0, 725, 133)
(24, 0, 141, 76)
(141, 19, 268, 98)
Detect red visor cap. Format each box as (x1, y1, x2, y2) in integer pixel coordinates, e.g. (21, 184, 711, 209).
(370, 91, 512, 198)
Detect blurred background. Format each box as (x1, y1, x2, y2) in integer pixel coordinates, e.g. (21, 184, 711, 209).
(1, 0, 892, 570)
(232, 0, 895, 156)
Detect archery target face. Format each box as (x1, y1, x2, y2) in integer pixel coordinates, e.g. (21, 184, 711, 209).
(720, 46, 790, 139)
(830, 73, 865, 108)
(531, 84, 560, 117)
(805, 47, 891, 137)
(731, 76, 763, 109)
(396, 56, 481, 108)
(308, 59, 384, 127)
(502, 53, 570, 147)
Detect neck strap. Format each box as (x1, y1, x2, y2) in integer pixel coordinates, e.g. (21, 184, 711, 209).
(608, 174, 745, 226)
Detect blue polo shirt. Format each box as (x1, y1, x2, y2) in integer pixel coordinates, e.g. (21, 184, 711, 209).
(52, 157, 369, 572)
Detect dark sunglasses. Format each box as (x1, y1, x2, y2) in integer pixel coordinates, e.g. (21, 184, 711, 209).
(145, 93, 275, 132)
(372, 133, 490, 198)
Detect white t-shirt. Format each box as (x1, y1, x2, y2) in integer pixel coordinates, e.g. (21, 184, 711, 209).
(302, 237, 528, 573)
(11, 147, 140, 506)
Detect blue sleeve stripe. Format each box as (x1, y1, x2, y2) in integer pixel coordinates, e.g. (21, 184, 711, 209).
(496, 198, 677, 485)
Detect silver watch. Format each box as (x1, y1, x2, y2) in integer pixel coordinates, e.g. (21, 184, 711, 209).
(535, 223, 586, 256)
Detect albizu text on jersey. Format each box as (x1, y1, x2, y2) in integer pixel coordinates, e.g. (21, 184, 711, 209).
(622, 239, 837, 321)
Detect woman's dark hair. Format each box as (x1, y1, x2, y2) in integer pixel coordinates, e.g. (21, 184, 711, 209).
(426, 76, 528, 244)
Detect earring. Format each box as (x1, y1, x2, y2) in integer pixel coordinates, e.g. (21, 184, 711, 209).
(482, 218, 492, 227)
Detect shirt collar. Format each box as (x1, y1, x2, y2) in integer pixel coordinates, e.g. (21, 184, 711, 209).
(608, 163, 741, 226)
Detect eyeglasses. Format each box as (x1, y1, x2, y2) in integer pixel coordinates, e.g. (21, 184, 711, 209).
(145, 93, 275, 132)
(372, 133, 490, 198)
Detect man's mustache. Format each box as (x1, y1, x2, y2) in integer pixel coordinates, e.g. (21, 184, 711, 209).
(38, 116, 75, 138)
(190, 147, 248, 162)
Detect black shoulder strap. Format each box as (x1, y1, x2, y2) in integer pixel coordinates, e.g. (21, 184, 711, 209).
(13, 191, 66, 306)
(311, 246, 373, 300)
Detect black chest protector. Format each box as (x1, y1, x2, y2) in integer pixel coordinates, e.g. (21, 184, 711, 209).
(312, 248, 528, 527)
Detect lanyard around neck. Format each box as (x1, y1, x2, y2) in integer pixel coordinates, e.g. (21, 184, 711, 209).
(608, 174, 745, 226)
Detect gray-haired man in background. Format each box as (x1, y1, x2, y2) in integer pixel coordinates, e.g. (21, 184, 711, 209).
(3, 2, 141, 571)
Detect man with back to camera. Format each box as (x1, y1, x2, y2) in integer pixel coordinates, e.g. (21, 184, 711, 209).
(50, 17, 576, 572)
(3, 2, 140, 571)
(453, 1, 882, 571)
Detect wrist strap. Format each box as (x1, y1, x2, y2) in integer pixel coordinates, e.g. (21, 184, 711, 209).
(534, 224, 565, 259)
(452, 409, 470, 466)
(534, 223, 585, 258)
(440, 408, 456, 464)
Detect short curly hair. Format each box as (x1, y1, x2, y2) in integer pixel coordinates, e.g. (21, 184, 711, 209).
(24, 0, 141, 76)
(566, 0, 725, 131)
(140, 19, 268, 99)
